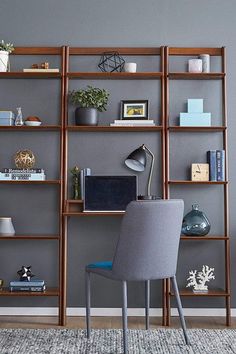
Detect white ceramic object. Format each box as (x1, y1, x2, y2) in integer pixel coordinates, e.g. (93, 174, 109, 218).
(0, 51, 9, 72)
(0, 217, 15, 236)
(124, 62, 137, 73)
(188, 59, 202, 73)
(199, 54, 210, 73)
(24, 121, 42, 126)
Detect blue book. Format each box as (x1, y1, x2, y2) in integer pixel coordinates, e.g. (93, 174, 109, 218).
(10, 280, 45, 287)
(216, 150, 225, 181)
(207, 150, 217, 181)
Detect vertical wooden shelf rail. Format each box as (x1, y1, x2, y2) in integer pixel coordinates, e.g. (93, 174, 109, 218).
(164, 47, 231, 326)
(222, 47, 231, 326)
(59, 46, 67, 326)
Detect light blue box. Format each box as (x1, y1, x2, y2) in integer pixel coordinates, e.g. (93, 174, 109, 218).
(0, 111, 14, 119)
(187, 99, 203, 113)
(0, 118, 15, 126)
(180, 112, 211, 126)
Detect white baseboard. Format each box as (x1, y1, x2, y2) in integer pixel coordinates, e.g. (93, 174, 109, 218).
(0, 307, 235, 317)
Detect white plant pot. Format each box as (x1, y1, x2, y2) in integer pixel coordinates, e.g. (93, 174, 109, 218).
(0, 51, 9, 72)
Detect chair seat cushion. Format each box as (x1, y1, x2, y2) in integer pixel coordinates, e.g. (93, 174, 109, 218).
(87, 261, 113, 270)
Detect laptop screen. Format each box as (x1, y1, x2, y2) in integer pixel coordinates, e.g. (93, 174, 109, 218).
(84, 176, 137, 211)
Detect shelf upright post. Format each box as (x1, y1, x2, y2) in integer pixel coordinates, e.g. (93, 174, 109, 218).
(59, 45, 69, 326)
(222, 47, 231, 326)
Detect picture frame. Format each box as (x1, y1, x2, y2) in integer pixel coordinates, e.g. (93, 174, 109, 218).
(121, 100, 149, 120)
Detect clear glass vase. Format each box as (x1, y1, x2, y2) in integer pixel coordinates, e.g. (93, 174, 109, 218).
(182, 203, 211, 236)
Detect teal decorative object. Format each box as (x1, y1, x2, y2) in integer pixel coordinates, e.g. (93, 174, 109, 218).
(182, 203, 211, 236)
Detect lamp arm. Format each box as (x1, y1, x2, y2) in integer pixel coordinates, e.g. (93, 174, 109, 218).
(142, 144, 155, 196)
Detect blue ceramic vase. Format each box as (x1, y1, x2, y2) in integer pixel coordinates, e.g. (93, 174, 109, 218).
(182, 203, 211, 236)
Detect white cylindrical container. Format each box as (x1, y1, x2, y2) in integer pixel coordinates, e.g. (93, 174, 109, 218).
(124, 62, 137, 73)
(0, 217, 15, 236)
(199, 54, 210, 73)
(188, 59, 202, 73)
(0, 51, 9, 72)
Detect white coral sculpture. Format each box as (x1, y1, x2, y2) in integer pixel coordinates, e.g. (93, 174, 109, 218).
(186, 265, 215, 292)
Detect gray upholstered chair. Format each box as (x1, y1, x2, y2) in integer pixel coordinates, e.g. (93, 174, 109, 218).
(85, 200, 189, 353)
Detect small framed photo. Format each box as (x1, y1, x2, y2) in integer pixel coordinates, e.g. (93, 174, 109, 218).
(121, 100, 149, 120)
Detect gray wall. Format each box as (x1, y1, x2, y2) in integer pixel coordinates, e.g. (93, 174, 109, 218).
(0, 0, 235, 310)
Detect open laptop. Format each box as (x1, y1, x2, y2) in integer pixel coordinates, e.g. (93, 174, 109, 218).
(84, 175, 137, 212)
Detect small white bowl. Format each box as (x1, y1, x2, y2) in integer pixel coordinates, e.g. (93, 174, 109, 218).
(24, 121, 42, 126)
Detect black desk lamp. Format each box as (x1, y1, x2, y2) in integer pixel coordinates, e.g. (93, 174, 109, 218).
(125, 144, 157, 200)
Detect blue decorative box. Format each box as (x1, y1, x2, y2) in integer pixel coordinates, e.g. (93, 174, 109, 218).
(0, 118, 15, 126)
(0, 111, 14, 119)
(187, 99, 203, 113)
(180, 112, 211, 126)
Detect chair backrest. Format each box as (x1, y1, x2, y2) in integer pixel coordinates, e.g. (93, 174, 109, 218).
(112, 199, 184, 281)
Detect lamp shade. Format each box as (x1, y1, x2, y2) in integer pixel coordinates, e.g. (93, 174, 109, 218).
(125, 146, 146, 172)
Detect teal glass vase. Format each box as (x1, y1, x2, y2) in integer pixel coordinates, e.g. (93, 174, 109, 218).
(182, 203, 211, 236)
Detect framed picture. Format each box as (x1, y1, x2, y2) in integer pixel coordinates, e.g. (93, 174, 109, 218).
(121, 100, 149, 120)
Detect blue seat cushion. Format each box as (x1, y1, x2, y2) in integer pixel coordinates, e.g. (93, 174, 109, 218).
(87, 261, 113, 270)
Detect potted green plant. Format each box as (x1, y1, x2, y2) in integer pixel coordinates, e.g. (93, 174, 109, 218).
(0, 40, 14, 72)
(69, 85, 109, 126)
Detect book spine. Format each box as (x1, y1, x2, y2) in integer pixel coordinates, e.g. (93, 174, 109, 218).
(207, 150, 217, 181)
(10, 281, 45, 287)
(216, 150, 225, 181)
(0, 173, 46, 181)
(80, 169, 84, 199)
(80, 168, 91, 199)
(10, 285, 46, 292)
(3, 168, 44, 173)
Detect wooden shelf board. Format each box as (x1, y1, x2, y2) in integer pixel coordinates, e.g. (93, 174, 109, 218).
(168, 47, 223, 56)
(0, 125, 61, 131)
(66, 125, 162, 132)
(13, 47, 62, 55)
(168, 180, 227, 185)
(64, 211, 125, 217)
(168, 72, 225, 80)
(0, 287, 59, 296)
(170, 289, 229, 297)
(0, 72, 62, 79)
(181, 235, 229, 241)
(0, 180, 61, 185)
(69, 47, 161, 56)
(0, 234, 60, 240)
(168, 126, 226, 132)
(67, 72, 163, 80)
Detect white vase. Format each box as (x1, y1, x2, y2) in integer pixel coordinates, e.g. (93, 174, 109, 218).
(0, 217, 15, 236)
(0, 51, 9, 72)
(124, 62, 137, 73)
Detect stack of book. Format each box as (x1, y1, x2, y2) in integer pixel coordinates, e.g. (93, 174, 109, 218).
(0, 168, 46, 181)
(10, 279, 46, 292)
(110, 120, 156, 127)
(207, 150, 225, 181)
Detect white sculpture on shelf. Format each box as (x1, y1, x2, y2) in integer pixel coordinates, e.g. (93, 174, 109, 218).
(186, 265, 215, 292)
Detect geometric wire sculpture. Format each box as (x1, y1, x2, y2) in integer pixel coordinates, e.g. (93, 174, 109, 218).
(98, 52, 125, 72)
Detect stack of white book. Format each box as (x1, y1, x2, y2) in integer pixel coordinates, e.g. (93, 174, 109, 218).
(110, 120, 156, 127)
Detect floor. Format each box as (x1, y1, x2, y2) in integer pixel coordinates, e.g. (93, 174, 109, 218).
(0, 316, 235, 329)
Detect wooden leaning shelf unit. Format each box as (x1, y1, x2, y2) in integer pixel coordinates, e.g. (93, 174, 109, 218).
(0, 46, 230, 327)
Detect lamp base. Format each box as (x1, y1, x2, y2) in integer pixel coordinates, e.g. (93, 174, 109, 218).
(137, 195, 160, 200)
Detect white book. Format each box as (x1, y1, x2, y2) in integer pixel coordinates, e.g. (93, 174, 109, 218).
(23, 69, 60, 73)
(110, 123, 156, 127)
(0, 172, 46, 181)
(114, 120, 154, 124)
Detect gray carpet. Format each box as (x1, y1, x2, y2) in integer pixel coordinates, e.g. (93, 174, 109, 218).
(0, 328, 235, 353)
